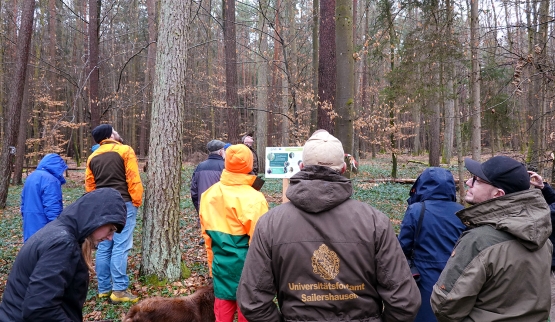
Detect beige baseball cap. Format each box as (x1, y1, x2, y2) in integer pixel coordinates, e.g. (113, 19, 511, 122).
(302, 129, 345, 171)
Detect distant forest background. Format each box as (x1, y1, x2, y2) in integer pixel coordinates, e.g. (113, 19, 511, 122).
(0, 0, 554, 176)
(0, 0, 553, 283)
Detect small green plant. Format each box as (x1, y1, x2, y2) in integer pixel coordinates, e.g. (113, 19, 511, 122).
(181, 261, 191, 279)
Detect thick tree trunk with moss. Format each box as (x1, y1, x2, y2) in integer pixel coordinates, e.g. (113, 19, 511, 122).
(335, 0, 354, 177)
(140, 0, 189, 282)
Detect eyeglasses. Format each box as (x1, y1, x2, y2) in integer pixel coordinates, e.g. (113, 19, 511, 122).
(470, 175, 492, 187)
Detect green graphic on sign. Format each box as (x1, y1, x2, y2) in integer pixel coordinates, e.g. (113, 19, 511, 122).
(269, 153, 289, 167)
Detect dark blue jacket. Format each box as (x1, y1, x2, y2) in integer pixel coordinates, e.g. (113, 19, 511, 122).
(21, 154, 68, 242)
(0, 188, 127, 322)
(539, 182, 555, 270)
(190, 154, 224, 213)
(398, 167, 466, 322)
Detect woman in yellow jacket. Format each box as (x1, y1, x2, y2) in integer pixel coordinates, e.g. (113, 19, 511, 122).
(199, 144, 269, 322)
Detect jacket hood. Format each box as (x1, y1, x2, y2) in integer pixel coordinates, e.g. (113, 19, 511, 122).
(407, 167, 457, 205)
(286, 165, 352, 213)
(37, 153, 68, 185)
(220, 169, 257, 186)
(56, 188, 127, 244)
(457, 189, 551, 251)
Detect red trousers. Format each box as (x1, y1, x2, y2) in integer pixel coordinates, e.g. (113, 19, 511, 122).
(214, 298, 247, 322)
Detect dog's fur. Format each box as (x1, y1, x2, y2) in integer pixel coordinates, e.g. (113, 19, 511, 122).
(123, 285, 215, 322)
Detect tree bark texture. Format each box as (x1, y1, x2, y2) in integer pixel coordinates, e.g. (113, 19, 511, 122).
(88, 0, 101, 128)
(310, 0, 319, 133)
(223, 0, 240, 142)
(140, 0, 189, 282)
(12, 73, 30, 185)
(256, 0, 269, 172)
(0, 0, 36, 208)
(140, 0, 158, 157)
(470, 0, 481, 160)
(335, 0, 354, 165)
(317, 0, 336, 132)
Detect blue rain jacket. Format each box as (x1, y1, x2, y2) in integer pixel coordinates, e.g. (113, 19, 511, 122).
(398, 167, 466, 322)
(21, 153, 68, 242)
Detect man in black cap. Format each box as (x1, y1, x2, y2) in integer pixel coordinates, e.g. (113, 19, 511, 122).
(85, 124, 143, 303)
(431, 156, 552, 321)
(191, 140, 226, 216)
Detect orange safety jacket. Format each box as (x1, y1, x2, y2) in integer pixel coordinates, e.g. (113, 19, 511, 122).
(199, 169, 268, 300)
(85, 139, 143, 207)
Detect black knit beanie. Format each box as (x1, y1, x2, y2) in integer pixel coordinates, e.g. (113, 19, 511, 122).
(91, 124, 113, 144)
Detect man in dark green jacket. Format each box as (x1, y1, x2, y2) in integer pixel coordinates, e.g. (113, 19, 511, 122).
(431, 156, 552, 321)
(237, 130, 420, 322)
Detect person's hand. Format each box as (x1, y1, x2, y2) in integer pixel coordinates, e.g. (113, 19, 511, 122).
(528, 171, 545, 189)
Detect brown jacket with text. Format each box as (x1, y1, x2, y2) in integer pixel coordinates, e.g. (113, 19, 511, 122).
(237, 166, 420, 322)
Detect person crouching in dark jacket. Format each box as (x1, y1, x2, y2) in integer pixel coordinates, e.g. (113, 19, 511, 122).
(237, 129, 421, 322)
(0, 188, 126, 322)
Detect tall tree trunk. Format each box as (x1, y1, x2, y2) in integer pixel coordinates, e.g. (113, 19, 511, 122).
(454, 75, 465, 202)
(530, 0, 550, 168)
(89, 0, 101, 128)
(429, 72, 440, 167)
(442, 0, 455, 165)
(383, 0, 397, 177)
(0, 0, 36, 208)
(12, 71, 30, 185)
(256, 0, 269, 172)
(206, 0, 215, 139)
(268, 0, 282, 147)
(427, 0, 441, 168)
(141, 0, 189, 282)
(140, 0, 157, 157)
(335, 0, 354, 177)
(223, 0, 239, 142)
(470, 0, 481, 160)
(310, 0, 319, 133)
(48, 0, 56, 68)
(443, 77, 455, 164)
(317, 0, 336, 132)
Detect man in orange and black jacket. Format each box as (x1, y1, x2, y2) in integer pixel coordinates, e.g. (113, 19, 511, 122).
(85, 124, 143, 303)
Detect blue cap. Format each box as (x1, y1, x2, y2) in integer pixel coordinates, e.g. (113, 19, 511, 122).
(224, 143, 232, 150)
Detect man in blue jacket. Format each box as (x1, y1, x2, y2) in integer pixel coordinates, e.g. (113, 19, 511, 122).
(190, 139, 226, 214)
(21, 153, 68, 242)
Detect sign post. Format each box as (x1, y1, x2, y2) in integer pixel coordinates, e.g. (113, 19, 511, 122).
(264, 147, 303, 203)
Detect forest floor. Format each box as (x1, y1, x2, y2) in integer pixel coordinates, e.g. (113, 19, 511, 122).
(0, 153, 459, 321)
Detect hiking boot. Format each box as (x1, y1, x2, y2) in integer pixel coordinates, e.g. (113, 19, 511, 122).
(98, 291, 111, 299)
(109, 290, 138, 303)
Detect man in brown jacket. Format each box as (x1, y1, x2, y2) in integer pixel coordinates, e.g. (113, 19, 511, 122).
(431, 156, 552, 321)
(237, 129, 420, 321)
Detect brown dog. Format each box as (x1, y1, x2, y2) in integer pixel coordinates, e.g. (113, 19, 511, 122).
(123, 285, 215, 322)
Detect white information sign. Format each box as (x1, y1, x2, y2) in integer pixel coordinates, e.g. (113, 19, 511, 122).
(264, 147, 304, 178)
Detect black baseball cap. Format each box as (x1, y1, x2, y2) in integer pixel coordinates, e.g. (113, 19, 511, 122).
(464, 156, 530, 194)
